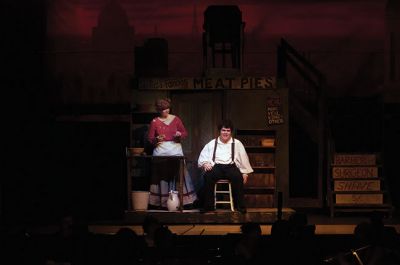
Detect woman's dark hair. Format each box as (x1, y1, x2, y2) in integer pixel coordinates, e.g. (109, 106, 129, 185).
(155, 98, 171, 112)
(218, 119, 234, 131)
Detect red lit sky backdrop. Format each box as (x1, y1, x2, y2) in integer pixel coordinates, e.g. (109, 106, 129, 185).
(46, 0, 391, 97)
(47, 0, 385, 40)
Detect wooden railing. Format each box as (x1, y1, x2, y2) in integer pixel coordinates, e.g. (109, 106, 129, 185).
(277, 38, 329, 207)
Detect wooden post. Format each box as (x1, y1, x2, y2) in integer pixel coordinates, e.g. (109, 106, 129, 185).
(277, 40, 287, 80)
(317, 76, 327, 208)
(277, 191, 283, 220)
(126, 147, 132, 211)
(179, 157, 185, 212)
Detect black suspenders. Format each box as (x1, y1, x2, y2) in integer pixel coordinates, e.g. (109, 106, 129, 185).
(212, 138, 235, 163)
(232, 139, 235, 161)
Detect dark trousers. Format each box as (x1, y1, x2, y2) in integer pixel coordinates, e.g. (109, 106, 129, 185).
(203, 164, 245, 209)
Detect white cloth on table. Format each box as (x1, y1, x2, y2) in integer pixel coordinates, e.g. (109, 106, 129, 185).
(149, 141, 197, 207)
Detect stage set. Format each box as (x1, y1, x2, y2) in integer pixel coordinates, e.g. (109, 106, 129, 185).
(46, 2, 400, 232)
(118, 5, 399, 230)
(3, 0, 400, 264)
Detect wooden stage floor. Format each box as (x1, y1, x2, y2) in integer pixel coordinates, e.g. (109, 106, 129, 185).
(87, 208, 400, 236)
(123, 207, 295, 224)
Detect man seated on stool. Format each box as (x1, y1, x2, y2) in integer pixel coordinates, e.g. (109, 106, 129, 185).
(198, 120, 253, 213)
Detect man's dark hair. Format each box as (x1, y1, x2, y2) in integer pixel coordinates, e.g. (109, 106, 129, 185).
(218, 119, 234, 131)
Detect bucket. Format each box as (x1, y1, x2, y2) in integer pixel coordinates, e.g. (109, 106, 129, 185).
(131, 191, 150, 211)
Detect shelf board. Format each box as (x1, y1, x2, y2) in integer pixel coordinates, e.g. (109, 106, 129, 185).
(331, 164, 382, 167)
(245, 146, 276, 153)
(332, 177, 382, 181)
(244, 187, 275, 194)
(236, 129, 276, 136)
(245, 146, 276, 148)
(333, 203, 392, 208)
(332, 191, 388, 194)
(252, 166, 276, 169)
(129, 154, 151, 158)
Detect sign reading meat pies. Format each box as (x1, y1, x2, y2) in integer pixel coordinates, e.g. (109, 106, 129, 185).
(136, 77, 276, 90)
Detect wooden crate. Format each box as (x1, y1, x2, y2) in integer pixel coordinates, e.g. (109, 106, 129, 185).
(335, 194, 383, 204)
(248, 153, 275, 167)
(245, 194, 274, 207)
(333, 154, 376, 166)
(334, 180, 380, 191)
(332, 167, 378, 178)
(260, 138, 275, 147)
(247, 173, 275, 187)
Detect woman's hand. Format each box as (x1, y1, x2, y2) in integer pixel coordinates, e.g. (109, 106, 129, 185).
(156, 135, 165, 145)
(174, 131, 182, 143)
(202, 162, 213, 172)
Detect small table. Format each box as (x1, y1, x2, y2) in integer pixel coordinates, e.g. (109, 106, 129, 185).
(127, 152, 186, 212)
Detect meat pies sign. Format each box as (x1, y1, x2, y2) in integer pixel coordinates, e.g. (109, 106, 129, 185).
(266, 96, 284, 125)
(136, 77, 276, 90)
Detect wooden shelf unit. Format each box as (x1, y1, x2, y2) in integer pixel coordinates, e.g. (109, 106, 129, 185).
(236, 129, 277, 208)
(126, 110, 158, 210)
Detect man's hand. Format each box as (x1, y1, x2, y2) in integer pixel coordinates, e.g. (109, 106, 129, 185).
(202, 162, 213, 172)
(242, 174, 248, 184)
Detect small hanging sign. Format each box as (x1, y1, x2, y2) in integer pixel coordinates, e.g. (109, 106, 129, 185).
(266, 96, 284, 125)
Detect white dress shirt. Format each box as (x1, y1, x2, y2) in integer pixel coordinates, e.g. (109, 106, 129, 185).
(198, 137, 253, 174)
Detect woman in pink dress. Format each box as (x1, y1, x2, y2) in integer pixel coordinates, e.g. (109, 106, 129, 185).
(148, 98, 197, 209)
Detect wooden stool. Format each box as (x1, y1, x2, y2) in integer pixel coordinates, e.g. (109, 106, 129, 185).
(214, 179, 234, 211)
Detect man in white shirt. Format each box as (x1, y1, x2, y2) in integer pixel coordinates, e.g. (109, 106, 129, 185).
(198, 120, 253, 213)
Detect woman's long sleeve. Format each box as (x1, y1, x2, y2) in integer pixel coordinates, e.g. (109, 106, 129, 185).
(175, 117, 188, 139)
